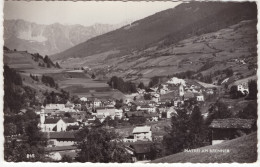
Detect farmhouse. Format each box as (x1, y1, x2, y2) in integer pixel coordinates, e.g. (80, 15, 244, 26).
(132, 126, 152, 141)
(209, 118, 256, 145)
(125, 142, 153, 162)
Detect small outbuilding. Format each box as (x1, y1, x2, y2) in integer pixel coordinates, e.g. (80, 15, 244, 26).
(209, 118, 256, 145)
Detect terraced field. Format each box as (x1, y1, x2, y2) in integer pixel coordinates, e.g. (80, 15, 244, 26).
(104, 20, 257, 80)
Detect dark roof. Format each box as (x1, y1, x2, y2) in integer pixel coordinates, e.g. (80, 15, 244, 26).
(96, 107, 115, 110)
(130, 143, 152, 154)
(43, 131, 75, 139)
(44, 118, 60, 124)
(125, 111, 147, 117)
(184, 92, 195, 98)
(160, 91, 178, 100)
(45, 146, 77, 152)
(209, 118, 255, 129)
(63, 118, 77, 123)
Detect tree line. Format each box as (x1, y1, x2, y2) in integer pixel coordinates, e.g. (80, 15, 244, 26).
(162, 100, 257, 156)
(108, 76, 137, 94)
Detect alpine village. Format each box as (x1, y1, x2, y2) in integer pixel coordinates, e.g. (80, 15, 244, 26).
(3, 1, 258, 163)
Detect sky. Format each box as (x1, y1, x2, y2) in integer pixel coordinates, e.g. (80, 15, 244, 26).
(4, 1, 182, 26)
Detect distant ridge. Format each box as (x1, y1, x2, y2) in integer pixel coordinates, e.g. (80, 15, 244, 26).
(4, 19, 125, 56)
(52, 1, 257, 64)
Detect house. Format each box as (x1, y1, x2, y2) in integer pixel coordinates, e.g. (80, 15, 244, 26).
(183, 92, 195, 101)
(80, 97, 88, 102)
(173, 98, 184, 107)
(148, 101, 157, 107)
(123, 135, 136, 143)
(103, 100, 116, 108)
(209, 118, 256, 145)
(74, 104, 82, 110)
(115, 109, 123, 119)
(45, 104, 65, 110)
(166, 107, 177, 118)
(146, 113, 159, 122)
(151, 93, 160, 103)
(137, 105, 156, 113)
(96, 107, 116, 118)
(195, 93, 204, 101)
(93, 98, 102, 108)
(65, 101, 74, 109)
(45, 146, 77, 161)
(125, 142, 153, 162)
(44, 131, 76, 147)
(124, 98, 132, 104)
(237, 84, 249, 94)
(132, 126, 152, 141)
(206, 88, 214, 94)
(166, 77, 186, 86)
(18, 109, 28, 115)
(159, 89, 167, 95)
(137, 88, 145, 94)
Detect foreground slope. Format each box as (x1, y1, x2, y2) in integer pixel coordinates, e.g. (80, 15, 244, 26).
(53, 1, 257, 67)
(151, 132, 257, 163)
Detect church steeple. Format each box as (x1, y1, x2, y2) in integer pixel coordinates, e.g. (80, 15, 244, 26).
(40, 105, 45, 125)
(179, 83, 184, 97)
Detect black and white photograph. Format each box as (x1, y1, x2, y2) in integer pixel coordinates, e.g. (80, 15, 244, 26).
(1, 0, 258, 164)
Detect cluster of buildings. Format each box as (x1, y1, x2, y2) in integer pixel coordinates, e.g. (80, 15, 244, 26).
(32, 76, 257, 162)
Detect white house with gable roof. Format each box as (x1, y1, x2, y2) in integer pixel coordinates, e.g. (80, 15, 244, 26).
(132, 126, 152, 141)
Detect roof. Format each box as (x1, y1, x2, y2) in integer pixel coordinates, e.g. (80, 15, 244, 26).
(197, 81, 219, 88)
(94, 98, 101, 102)
(125, 111, 146, 117)
(209, 118, 255, 129)
(43, 131, 75, 139)
(184, 92, 195, 98)
(160, 91, 178, 100)
(44, 118, 60, 124)
(132, 126, 151, 134)
(96, 108, 116, 115)
(140, 105, 154, 109)
(232, 75, 257, 86)
(96, 107, 115, 110)
(130, 142, 152, 154)
(96, 115, 105, 119)
(63, 118, 77, 123)
(45, 146, 77, 152)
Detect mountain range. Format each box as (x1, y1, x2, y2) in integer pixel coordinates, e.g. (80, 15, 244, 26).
(52, 1, 257, 65)
(4, 19, 126, 56)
